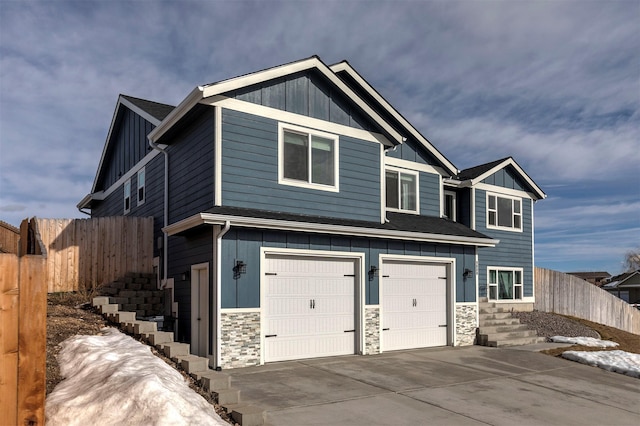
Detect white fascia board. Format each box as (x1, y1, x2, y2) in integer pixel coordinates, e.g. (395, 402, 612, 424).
(199, 56, 403, 145)
(474, 182, 539, 201)
(164, 212, 499, 247)
(330, 62, 459, 177)
(91, 95, 164, 194)
(470, 158, 546, 200)
(148, 86, 205, 143)
(76, 194, 94, 210)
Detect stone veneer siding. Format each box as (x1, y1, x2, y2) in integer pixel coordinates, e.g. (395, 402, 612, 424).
(220, 311, 260, 368)
(364, 307, 380, 355)
(455, 304, 478, 346)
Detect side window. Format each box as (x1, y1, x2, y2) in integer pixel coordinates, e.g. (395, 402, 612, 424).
(443, 190, 456, 221)
(488, 267, 523, 300)
(278, 123, 339, 192)
(487, 193, 522, 231)
(385, 168, 418, 213)
(137, 167, 146, 205)
(124, 179, 131, 214)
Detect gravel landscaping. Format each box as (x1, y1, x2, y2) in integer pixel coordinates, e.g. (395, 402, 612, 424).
(511, 310, 600, 340)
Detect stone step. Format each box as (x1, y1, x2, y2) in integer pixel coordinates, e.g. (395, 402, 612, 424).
(133, 321, 158, 335)
(478, 324, 530, 334)
(92, 296, 110, 306)
(143, 331, 174, 346)
(178, 355, 209, 374)
(230, 405, 266, 426)
(485, 336, 547, 347)
(163, 342, 190, 359)
(199, 371, 231, 392)
(214, 388, 241, 405)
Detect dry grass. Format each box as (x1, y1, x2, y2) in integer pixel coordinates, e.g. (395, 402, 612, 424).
(542, 315, 640, 357)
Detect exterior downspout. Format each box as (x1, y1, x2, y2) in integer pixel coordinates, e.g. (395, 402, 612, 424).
(149, 139, 169, 285)
(215, 220, 231, 370)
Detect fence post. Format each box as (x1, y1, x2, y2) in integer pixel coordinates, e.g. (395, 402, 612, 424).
(0, 254, 19, 425)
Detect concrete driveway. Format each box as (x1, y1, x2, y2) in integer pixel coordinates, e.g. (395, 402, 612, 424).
(224, 345, 639, 425)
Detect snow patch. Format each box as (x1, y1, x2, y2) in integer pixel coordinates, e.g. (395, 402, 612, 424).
(550, 335, 619, 347)
(46, 327, 226, 426)
(562, 350, 640, 378)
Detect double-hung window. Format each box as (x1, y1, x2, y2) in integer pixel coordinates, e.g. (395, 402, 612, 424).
(137, 167, 146, 206)
(488, 267, 523, 300)
(443, 190, 456, 221)
(279, 123, 338, 191)
(385, 168, 418, 213)
(123, 179, 131, 214)
(487, 193, 522, 231)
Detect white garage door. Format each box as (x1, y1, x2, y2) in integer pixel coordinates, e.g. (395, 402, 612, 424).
(263, 255, 357, 362)
(381, 261, 448, 351)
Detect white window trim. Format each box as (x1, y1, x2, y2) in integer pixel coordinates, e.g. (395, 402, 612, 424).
(487, 266, 524, 301)
(123, 178, 131, 215)
(443, 190, 456, 221)
(385, 166, 419, 214)
(277, 122, 339, 193)
(137, 166, 146, 206)
(486, 192, 522, 232)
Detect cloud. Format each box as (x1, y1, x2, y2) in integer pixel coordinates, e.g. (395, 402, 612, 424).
(0, 204, 26, 213)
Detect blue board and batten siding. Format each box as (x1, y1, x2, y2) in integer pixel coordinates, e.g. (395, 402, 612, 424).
(475, 189, 533, 298)
(482, 167, 528, 192)
(220, 228, 476, 309)
(221, 108, 381, 222)
(98, 108, 156, 191)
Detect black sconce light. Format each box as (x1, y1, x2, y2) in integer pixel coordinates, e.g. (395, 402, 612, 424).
(181, 270, 190, 281)
(368, 265, 379, 280)
(233, 260, 247, 278)
(463, 268, 473, 278)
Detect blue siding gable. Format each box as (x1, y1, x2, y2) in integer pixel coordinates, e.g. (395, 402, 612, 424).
(221, 108, 381, 222)
(482, 166, 528, 192)
(385, 138, 442, 168)
(228, 70, 377, 132)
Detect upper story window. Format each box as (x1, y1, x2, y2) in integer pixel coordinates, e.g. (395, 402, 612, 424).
(443, 190, 456, 221)
(137, 167, 146, 206)
(385, 168, 418, 213)
(278, 123, 339, 192)
(123, 179, 131, 214)
(487, 193, 521, 231)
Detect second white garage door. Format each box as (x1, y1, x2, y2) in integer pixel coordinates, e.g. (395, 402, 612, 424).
(263, 255, 357, 363)
(381, 260, 449, 352)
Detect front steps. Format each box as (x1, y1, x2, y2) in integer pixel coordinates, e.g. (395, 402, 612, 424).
(92, 297, 265, 426)
(477, 300, 546, 347)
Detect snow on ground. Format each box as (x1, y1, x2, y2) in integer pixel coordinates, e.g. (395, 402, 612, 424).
(548, 336, 639, 378)
(550, 335, 619, 347)
(46, 327, 227, 426)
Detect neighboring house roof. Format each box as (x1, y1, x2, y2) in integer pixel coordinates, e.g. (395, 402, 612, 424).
(329, 61, 458, 177)
(89, 94, 176, 195)
(603, 270, 640, 289)
(457, 157, 546, 200)
(566, 271, 611, 283)
(164, 206, 498, 247)
(148, 55, 404, 146)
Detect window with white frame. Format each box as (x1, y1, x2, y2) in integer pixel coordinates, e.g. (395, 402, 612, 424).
(279, 123, 338, 191)
(385, 168, 418, 213)
(137, 167, 146, 205)
(488, 267, 523, 301)
(443, 190, 456, 221)
(487, 193, 522, 231)
(123, 179, 131, 214)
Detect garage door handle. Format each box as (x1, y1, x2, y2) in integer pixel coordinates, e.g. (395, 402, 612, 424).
(265, 334, 277, 338)
(344, 329, 355, 333)
(439, 325, 447, 328)
(382, 328, 390, 331)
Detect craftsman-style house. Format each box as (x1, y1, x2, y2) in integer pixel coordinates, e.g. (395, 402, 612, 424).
(78, 56, 545, 368)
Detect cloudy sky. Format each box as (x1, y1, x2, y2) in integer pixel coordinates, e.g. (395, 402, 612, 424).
(1, 0, 638, 274)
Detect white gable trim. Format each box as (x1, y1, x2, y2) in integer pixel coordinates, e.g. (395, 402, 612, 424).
(330, 62, 458, 177)
(149, 56, 403, 145)
(474, 183, 538, 201)
(466, 158, 545, 200)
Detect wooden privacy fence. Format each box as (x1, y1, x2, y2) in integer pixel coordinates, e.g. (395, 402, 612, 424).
(0, 252, 47, 425)
(0, 220, 20, 254)
(23, 217, 154, 293)
(535, 267, 640, 335)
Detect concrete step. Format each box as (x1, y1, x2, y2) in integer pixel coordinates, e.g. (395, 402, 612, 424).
(478, 317, 522, 327)
(99, 303, 118, 314)
(115, 311, 136, 323)
(178, 355, 209, 374)
(163, 342, 190, 359)
(478, 312, 513, 321)
(143, 331, 174, 346)
(92, 296, 110, 307)
(214, 388, 241, 405)
(199, 371, 231, 392)
(133, 321, 158, 335)
(479, 306, 511, 314)
(485, 336, 547, 347)
(231, 405, 266, 426)
(478, 324, 530, 334)
(480, 329, 539, 342)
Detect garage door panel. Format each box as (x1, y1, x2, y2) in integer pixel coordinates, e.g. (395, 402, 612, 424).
(264, 255, 357, 363)
(382, 261, 448, 352)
